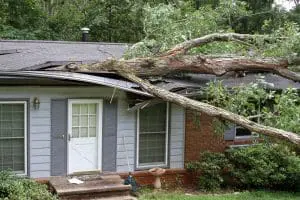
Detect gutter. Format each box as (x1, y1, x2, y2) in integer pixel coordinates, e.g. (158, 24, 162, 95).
(0, 71, 152, 97)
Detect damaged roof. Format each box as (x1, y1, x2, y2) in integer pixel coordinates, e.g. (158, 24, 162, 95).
(0, 40, 299, 97)
(160, 73, 300, 92)
(0, 40, 128, 71)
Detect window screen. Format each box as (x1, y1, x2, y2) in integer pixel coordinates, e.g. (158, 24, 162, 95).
(0, 103, 25, 173)
(138, 103, 167, 166)
(72, 103, 97, 138)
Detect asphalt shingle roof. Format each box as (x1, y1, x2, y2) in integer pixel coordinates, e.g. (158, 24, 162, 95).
(157, 72, 300, 91)
(0, 40, 128, 71)
(0, 40, 299, 94)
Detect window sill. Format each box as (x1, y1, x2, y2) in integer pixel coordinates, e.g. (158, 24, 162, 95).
(228, 143, 257, 148)
(234, 134, 259, 141)
(136, 163, 168, 171)
(15, 172, 27, 177)
(228, 135, 259, 148)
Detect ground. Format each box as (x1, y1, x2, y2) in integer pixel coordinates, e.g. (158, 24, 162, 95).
(139, 190, 300, 200)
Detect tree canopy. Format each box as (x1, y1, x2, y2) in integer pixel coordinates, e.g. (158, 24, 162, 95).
(0, 0, 299, 42)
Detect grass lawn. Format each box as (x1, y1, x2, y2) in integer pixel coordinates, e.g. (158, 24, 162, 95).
(139, 190, 300, 200)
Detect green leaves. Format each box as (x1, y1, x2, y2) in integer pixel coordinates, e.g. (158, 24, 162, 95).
(226, 144, 300, 190)
(263, 88, 300, 134)
(126, 2, 222, 58)
(186, 151, 232, 191)
(201, 78, 300, 136)
(187, 145, 300, 191)
(0, 171, 57, 200)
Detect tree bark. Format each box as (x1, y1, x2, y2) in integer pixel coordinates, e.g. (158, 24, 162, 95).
(115, 66, 300, 145)
(51, 55, 300, 82)
(163, 33, 286, 56)
(47, 32, 300, 145)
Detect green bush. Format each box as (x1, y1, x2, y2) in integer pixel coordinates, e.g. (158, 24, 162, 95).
(0, 171, 57, 200)
(186, 151, 232, 191)
(186, 145, 300, 191)
(226, 144, 300, 191)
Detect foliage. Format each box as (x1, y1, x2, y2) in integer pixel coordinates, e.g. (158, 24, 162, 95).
(0, 0, 299, 45)
(260, 22, 300, 57)
(288, 5, 300, 25)
(125, 0, 250, 58)
(0, 171, 57, 200)
(227, 145, 300, 191)
(186, 145, 300, 191)
(0, 0, 171, 41)
(201, 77, 300, 136)
(263, 88, 300, 134)
(0, 0, 49, 40)
(139, 190, 300, 200)
(186, 151, 232, 191)
(125, 1, 299, 58)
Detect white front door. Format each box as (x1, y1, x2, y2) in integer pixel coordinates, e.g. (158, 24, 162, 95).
(68, 99, 103, 174)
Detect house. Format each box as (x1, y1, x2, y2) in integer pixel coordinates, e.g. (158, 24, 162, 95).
(0, 40, 299, 182)
(176, 73, 300, 164)
(0, 40, 186, 179)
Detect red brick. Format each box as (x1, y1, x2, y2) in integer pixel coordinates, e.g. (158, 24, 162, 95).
(184, 110, 253, 164)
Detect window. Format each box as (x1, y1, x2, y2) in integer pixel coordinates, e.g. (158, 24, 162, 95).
(235, 115, 260, 139)
(137, 103, 168, 168)
(71, 103, 97, 138)
(235, 126, 252, 137)
(0, 102, 27, 174)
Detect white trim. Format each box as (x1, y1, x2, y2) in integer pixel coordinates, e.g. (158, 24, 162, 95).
(0, 101, 27, 176)
(67, 99, 103, 174)
(136, 102, 169, 169)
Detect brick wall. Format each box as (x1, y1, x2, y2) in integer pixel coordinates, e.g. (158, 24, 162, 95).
(37, 169, 192, 189)
(119, 168, 192, 187)
(185, 110, 252, 163)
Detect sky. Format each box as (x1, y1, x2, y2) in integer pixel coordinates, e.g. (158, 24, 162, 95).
(275, 0, 296, 10)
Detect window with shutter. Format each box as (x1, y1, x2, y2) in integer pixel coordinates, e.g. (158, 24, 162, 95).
(0, 102, 27, 174)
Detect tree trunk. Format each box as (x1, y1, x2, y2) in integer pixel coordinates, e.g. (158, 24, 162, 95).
(116, 68, 300, 145)
(51, 55, 300, 82)
(47, 32, 300, 145)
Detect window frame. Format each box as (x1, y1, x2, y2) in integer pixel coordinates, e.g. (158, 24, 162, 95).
(136, 102, 169, 169)
(0, 101, 27, 175)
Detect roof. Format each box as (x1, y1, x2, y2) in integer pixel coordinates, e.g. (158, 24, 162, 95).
(0, 40, 128, 71)
(157, 72, 300, 94)
(0, 40, 299, 97)
(188, 73, 300, 89)
(0, 40, 151, 96)
(0, 71, 151, 97)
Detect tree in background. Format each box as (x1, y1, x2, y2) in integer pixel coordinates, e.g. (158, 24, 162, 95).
(0, 0, 299, 42)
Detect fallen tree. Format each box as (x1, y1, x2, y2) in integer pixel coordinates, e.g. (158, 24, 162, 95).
(52, 33, 300, 145)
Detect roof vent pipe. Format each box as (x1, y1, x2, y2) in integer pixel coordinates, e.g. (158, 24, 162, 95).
(81, 27, 90, 42)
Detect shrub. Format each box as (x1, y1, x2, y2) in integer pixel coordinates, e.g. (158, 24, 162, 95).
(226, 144, 300, 191)
(0, 171, 57, 200)
(186, 151, 232, 191)
(186, 144, 300, 192)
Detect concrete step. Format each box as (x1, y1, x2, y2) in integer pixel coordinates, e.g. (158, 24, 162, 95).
(49, 174, 133, 200)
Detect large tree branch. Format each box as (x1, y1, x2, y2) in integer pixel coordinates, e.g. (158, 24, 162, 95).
(47, 32, 300, 145)
(114, 65, 300, 145)
(52, 55, 300, 82)
(163, 33, 282, 56)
